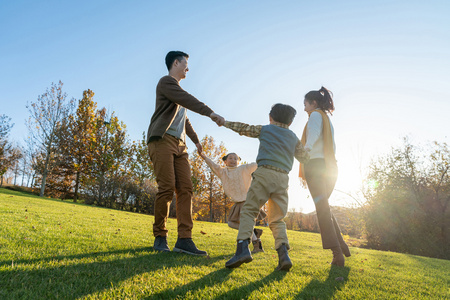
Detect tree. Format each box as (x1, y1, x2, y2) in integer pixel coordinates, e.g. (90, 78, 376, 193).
(190, 135, 229, 222)
(11, 145, 23, 185)
(19, 137, 36, 187)
(44, 118, 77, 199)
(122, 132, 156, 212)
(84, 108, 129, 207)
(66, 89, 97, 202)
(0, 115, 13, 184)
(426, 141, 450, 257)
(26, 81, 75, 196)
(128, 132, 155, 187)
(0, 115, 21, 187)
(363, 138, 450, 259)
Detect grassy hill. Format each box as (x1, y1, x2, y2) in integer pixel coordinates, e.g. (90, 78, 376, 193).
(0, 188, 448, 299)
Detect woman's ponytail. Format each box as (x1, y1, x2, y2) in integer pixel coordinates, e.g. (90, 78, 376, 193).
(319, 86, 334, 114)
(305, 86, 335, 114)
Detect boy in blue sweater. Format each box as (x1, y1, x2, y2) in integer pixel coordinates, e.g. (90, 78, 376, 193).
(223, 103, 309, 271)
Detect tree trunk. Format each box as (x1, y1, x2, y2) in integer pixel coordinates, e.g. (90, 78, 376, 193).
(209, 177, 213, 222)
(14, 164, 19, 186)
(21, 164, 25, 186)
(74, 170, 80, 202)
(40, 148, 51, 197)
(30, 171, 36, 187)
(441, 210, 447, 258)
(98, 172, 104, 206)
(224, 195, 228, 223)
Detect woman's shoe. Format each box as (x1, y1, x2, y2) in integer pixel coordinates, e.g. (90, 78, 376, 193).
(340, 241, 351, 257)
(331, 246, 345, 267)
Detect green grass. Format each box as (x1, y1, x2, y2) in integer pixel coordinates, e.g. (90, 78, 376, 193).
(0, 188, 449, 299)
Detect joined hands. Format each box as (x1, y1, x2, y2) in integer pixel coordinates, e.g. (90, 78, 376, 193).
(210, 112, 225, 127)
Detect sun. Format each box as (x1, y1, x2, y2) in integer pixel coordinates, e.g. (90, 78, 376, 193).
(335, 163, 364, 194)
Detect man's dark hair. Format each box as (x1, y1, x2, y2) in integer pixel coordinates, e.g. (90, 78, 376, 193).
(269, 103, 297, 125)
(165, 51, 189, 71)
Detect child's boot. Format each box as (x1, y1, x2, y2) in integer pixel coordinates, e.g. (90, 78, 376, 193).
(225, 239, 253, 268)
(276, 243, 292, 271)
(254, 228, 263, 239)
(331, 246, 345, 267)
(252, 239, 264, 253)
(252, 228, 264, 253)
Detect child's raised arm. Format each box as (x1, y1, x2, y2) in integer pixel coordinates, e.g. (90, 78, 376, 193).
(224, 121, 262, 138)
(198, 152, 223, 179)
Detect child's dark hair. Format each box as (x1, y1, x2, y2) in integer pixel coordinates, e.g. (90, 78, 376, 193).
(269, 103, 297, 125)
(165, 51, 189, 71)
(222, 153, 241, 161)
(305, 86, 335, 114)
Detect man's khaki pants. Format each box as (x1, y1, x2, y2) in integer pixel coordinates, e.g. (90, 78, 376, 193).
(148, 135, 193, 238)
(237, 167, 290, 250)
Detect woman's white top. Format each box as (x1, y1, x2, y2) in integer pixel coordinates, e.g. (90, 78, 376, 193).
(203, 156, 257, 203)
(305, 111, 336, 159)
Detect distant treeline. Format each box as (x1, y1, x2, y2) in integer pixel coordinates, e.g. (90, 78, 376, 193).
(1, 82, 449, 259)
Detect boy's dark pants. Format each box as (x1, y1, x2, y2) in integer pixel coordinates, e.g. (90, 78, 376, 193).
(305, 158, 345, 249)
(148, 135, 193, 238)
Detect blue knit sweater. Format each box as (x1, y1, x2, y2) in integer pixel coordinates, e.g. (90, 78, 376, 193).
(256, 124, 299, 172)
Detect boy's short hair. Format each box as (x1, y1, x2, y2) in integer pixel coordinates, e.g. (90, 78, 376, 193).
(269, 103, 296, 125)
(165, 51, 189, 71)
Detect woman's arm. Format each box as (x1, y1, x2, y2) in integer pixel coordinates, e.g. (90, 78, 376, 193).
(305, 111, 323, 151)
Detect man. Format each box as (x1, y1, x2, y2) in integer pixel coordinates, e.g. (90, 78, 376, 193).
(147, 51, 225, 255)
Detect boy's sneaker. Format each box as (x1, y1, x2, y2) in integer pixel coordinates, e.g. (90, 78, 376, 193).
(173, 238, 208, 256)
(153, 236, 170, 252)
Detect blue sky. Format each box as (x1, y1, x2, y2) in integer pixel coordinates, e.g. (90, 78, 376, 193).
(1, 1, 450, 212)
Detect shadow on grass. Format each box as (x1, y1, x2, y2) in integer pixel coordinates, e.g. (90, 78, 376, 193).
(146, 268, 234, 300)
(0, 247, 225, 299)
(147, 267, 288, 300)
(0, 247, 152, 268)
(217, 269, 288, 299)
(295, 265, 350, 300)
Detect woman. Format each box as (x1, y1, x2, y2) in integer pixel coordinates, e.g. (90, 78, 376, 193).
(299, 87, 350, 267)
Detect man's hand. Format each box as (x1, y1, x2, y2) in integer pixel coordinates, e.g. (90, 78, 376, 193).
(196, 143, 203, 154)
(210, 112, 225, 127)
